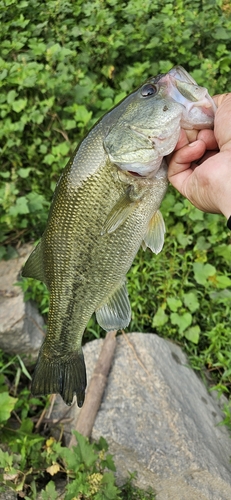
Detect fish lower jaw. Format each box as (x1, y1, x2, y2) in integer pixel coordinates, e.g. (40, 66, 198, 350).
(181, 106, 215, 129)
(128, 162, 168, 180)
(116, 157, 164, 177)
(182, 96, 216, 124)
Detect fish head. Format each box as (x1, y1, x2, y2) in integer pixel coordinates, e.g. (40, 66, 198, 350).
(104, 66, 216, 177)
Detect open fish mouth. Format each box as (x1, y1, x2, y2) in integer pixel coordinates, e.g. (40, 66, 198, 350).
(158, 65, 217, 126)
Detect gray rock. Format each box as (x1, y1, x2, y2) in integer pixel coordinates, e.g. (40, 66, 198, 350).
(0, 244, 44, 361)
(50, 333, 231, 500)
(0, 491, 17, 500)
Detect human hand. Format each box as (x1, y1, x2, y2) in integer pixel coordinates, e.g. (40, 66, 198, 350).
(167, 93, 231, 220)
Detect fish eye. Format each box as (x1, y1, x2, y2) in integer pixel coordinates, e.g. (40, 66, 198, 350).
(141, 84, 157, 97)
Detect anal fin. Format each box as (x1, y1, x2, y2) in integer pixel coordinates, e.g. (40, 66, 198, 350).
(96, 281, 131, 331)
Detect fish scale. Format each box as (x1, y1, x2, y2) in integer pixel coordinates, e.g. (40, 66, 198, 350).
(22, 66, 216, 406)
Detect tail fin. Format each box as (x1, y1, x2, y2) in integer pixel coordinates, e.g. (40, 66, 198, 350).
(31, 348, 87, 407)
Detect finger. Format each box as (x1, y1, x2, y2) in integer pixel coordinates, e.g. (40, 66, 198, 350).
(174, 129, 199, 152)
(193, 150, 217, 166)
(173, 129, 189, 151)
(197, 129, 218, 150)
(167, 140, 207, 195)
(168, 139, 206, 175)
(214, 94, 231, 150)
(167, 129, 200, 166)
(213, 93, 231, 108)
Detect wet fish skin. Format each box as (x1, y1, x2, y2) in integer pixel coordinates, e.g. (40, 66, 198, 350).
(22, 66, 215, 406)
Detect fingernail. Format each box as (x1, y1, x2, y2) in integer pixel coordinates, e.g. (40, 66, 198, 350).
(188, 141, 199, 147)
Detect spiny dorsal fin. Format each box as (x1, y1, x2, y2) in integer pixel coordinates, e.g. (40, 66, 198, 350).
(95, 281, 131, 331)
(142, 210, 165, 255)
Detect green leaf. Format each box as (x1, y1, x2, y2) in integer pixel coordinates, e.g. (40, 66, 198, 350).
(193, 262, 216, 286)
(64, 119, 76, 130)
(184, 325, 200, 344)
(52, 142, 70, 156)
(73, 431, 97, 468)
(60, 445, 81, 472)
(74, 105, 92, 126)
(27, 192, 48, 212)
(41, 481, 58, 500)
(0, 392, 18, 423)
(152, 307, 168, 327)
(114, 91, 127, 104)
(215, 275, 231, 289)
(0, 171, 10, 178)
(47, 43, 61, 56)
(214, 244, 231, 263)
(104, 454, 116, 472)
(188, 207, 205, 221)
(170, 312, 192, 335)
(0, 69, 8, 81)
(7, 89, 18, 104)
(0, 448, 13, 468)
(8, 196, 29, 216)
(12, 99, 28, 112)
(167, 297, 182, 312)
(17, 356, 32, 379)
(43, 153, 56, 165)
(19, 417, 34, 434)
(213, 27, 230, 40)
(183, 292, 199, 313)
(194, 236, 211, 251)
(177, 232, 193, 248)
(96, 436, 109, 452)
(17, 168, 31, 178)
(101, 472, 120, 499)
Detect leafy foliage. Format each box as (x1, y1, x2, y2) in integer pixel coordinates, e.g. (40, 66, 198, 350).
(0, 353, 156, 498)
(0, 426, 120, 498)
(1, 0, 231, 496)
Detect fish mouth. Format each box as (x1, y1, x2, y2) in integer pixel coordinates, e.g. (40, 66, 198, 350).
(158, 65, 217, 123)
(127, 170, 143, 177)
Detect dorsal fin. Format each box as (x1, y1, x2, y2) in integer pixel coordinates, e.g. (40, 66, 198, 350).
(22, 241, 47, 285)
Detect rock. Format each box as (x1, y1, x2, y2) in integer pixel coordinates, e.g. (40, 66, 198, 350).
(0, 491, 17, 500)
(0, 244, 44, 361)
(50, 333, 231, 500)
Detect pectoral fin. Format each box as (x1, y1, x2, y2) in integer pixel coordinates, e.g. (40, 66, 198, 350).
(102, 182, 147, 235)
(95, 281, 131, 331)
(22, 241, 47, 285)
(143, 210, 165, 254)
(102, 192, 138, 234)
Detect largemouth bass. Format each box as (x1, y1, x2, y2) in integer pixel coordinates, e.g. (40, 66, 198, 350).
(22, 66, 216, 406)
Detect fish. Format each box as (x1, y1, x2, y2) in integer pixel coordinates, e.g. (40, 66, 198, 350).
(22, 66, 216, 407)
